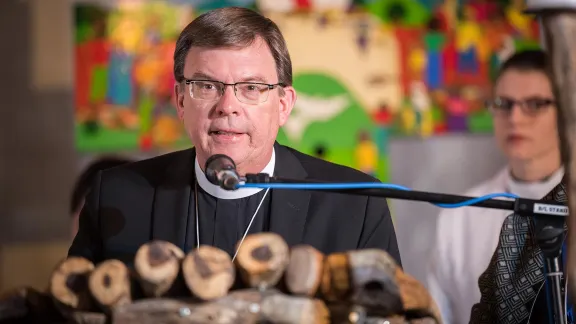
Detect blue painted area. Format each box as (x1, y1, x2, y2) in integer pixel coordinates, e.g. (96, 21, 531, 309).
(457, 47, 479, 74)
(426, 51, 442, 89)
(374, 127, 390, 156)
(107, 50, 134, 106)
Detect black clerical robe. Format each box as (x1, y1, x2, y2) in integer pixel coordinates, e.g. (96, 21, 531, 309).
(68, 142, 402, 268)
(194, 184, 271, 256)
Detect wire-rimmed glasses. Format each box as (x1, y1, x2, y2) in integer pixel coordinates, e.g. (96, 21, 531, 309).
(184, 79, 285, 105)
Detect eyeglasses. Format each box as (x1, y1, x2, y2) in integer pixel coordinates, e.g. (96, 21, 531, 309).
(184, 79, 285, 105)
(486, 97, 555, 116)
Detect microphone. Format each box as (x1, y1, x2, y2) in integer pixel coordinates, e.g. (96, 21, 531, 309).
(204, 154, 241, 190)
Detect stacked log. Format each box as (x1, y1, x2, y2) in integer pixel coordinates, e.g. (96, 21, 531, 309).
(0, 233, 442, 324)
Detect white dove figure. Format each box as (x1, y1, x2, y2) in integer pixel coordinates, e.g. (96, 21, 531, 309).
(283, 93, 350, 142)
(256, 0, 296, 13)
(310, 0, 352, 11)
(497, 35, 515, 63)
(410, 81, 431, 113)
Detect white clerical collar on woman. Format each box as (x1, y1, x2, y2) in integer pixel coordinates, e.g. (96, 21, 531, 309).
(194, 148, 276, 200)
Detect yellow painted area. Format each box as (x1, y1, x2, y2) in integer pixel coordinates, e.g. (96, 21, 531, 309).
(355, 141, 379, 173)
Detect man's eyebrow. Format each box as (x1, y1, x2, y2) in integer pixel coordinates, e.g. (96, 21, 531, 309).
(237, 75, 268, 83)
(189, 72, 215, 80)
(187, 72, 270, 83)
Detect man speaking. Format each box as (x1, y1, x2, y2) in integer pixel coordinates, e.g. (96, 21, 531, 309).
(68, 7, 401, 266)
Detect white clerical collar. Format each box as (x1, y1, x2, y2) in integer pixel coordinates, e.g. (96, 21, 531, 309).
(504, 166, 564, 199)
(195, 148, 276, 200)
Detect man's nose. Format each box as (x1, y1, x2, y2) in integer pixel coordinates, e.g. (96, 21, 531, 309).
(215, 86, 240, 116)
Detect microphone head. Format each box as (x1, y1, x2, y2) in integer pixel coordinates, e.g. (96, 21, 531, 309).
(205, 154, 237, 187)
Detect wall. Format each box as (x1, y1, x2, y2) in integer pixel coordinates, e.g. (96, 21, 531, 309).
(0, 0, 75, 291)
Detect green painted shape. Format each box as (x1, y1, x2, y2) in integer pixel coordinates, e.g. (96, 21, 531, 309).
(431, 106, 444, 123)
(89, 66, 108, 102)
(138, 93, 155, 133)
(424, 33, 446, 52)
(75, 124, 191, 153)
(514, 40, 541, 52)
(75, 23, 93, 44)
(277, 72, 388, 179)
(489, 53, 500, 82)
(467, 110, 494, 133)
(364, 0, 431, 26)
(76, 126, 139, 152)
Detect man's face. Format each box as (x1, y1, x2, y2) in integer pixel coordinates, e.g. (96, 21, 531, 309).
(175, 37, 296, 173)
(492, 69, 559, 162)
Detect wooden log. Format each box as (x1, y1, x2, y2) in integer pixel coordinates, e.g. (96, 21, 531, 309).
(49, 257, 95, 311)
(67, 311, 107, 324)
(347, 249, 402, 312)
(321, 249, 403, 316)
(395, 268, 442, 324)
(181, 245, 235, 301)
(320, 252, 350, 302)
(0, 286, 106, 324)
(111, 289, 329, 324)
(329, 303, 434, 324)
(88, 259, 132, 312)
(284, 245, 324, 297)
(234, 233, 289, 289)
(0, 286, 63, 322)
(259, 291, 329, 324)
(134, 240, 185, 297)
(410, 318, 439, 324)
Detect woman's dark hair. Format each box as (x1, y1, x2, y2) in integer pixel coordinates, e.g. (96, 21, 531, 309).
(496, 49, 549, 82)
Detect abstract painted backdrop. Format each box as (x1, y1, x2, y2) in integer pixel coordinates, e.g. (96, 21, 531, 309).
(74, 0, 540, 180)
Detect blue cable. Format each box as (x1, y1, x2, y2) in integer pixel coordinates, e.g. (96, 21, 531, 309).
(237, 182, 520, 208)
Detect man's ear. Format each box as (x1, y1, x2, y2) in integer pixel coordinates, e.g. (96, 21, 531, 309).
(174, 83, 185, 121)
(278, 86, 296, 126)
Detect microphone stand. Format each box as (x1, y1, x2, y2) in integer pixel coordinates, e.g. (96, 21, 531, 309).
(244, 173, 568, 324)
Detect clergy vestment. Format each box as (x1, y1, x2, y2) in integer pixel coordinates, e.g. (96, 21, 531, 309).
(68, 142, 402, 267)
(427, 167, 564, 324)
(191, 147, 275, 257)
(469, 177, 571, 324)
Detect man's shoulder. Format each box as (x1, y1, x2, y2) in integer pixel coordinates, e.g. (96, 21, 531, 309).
(99, 148, 194, 185)
(282, 145, 380, 183)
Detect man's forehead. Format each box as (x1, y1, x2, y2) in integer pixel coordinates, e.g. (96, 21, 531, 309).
(183, 41, 277, 82)
(186, 38, 272, 58)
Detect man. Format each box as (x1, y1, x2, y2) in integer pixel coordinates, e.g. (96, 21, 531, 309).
(69, 156, 133, 238)
(426, 50, 563, 324)
(68, 7, 401, 266)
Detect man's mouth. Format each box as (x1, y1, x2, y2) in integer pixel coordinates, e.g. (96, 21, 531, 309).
(210, 130, 243, 135)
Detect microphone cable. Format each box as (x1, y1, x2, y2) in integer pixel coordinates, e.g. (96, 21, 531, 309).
(236, 182, 519, 209)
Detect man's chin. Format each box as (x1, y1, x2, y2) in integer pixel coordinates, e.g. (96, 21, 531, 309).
(209, 132, 246, 145)
(207, 147, 247, 164)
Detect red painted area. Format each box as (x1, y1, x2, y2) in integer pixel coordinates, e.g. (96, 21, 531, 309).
(295, 0, 310, 9)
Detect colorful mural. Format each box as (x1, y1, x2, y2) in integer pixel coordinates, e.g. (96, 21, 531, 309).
(74, 0, 540, 181)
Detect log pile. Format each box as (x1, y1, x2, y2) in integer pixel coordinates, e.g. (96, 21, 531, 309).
(0, 233, 442, 324)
